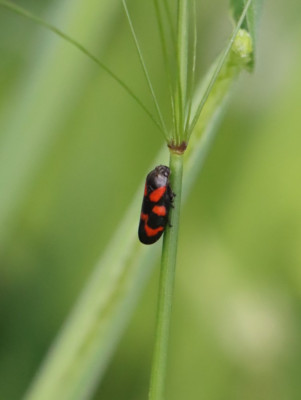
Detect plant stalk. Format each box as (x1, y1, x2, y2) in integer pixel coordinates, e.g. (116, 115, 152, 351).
(149, 151, 183, 400)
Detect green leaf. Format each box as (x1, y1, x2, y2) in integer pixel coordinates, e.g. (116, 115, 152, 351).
(23, 26, 251, 399)
(0, 1, 263, 399)
(230, 0, 263, 67)
(188, 0, 254, 137)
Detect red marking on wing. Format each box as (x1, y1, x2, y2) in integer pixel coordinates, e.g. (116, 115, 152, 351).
(141, 212, 148, 222)
(149, 186, 166, 202)
(152, 205, 167, 216)
(144, 224, 164, 237)
(144, 184, 147, 197)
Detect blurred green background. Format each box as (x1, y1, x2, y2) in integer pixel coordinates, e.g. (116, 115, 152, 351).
(1, 0, 301, 399)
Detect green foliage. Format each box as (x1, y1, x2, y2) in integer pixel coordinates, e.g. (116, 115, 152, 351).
(230, 0, 263, 67)
(1, 2, 256, 400)
(1, 1, 301, 400)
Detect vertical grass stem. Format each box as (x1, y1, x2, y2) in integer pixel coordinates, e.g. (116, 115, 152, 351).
(149, 151, 183, 400)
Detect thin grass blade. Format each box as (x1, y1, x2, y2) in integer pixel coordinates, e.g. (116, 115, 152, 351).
(184, 0, 197, 137)
(0, 0, 127, 248)
(122, 0, 168, 137)
(175, 0, 189, 139)
(230, 0, 263, 67)
(188, 0, 253, 137)
(24, 27, 254, 400)
(0, 0, 161, 131)
(153, 0, 177, 141)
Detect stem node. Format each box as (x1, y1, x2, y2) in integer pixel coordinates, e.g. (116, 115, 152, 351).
(167, 141, 187, 155)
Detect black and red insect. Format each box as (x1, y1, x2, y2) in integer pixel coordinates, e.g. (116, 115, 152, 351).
(138, 165, 175, 245)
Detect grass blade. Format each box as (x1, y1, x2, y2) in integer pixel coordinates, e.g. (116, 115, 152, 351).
(230, 0, 263, 66)
(23, 29, 253, 400)
(163, 0, 176, 47)
(153, 0, 177, 141)
(0, 0, 125, 248)
(122, 0, 168, 137)
(188, 0, 253, 137)
(184, 0, 197, 137)
(0, 0, 161, 132)
(175, 0, 188, 140)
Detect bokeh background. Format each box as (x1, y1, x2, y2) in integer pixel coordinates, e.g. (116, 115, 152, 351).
(1, 0, 301, 399)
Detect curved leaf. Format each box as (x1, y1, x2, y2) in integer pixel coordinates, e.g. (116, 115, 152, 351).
(230, 0, 263, 67)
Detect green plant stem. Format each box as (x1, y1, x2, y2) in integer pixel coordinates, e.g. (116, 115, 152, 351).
(175, 0, 187, 141)
(149, 152, 183, 400)
(23, 30, 252, 398)
(23, 27, 253, 400)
